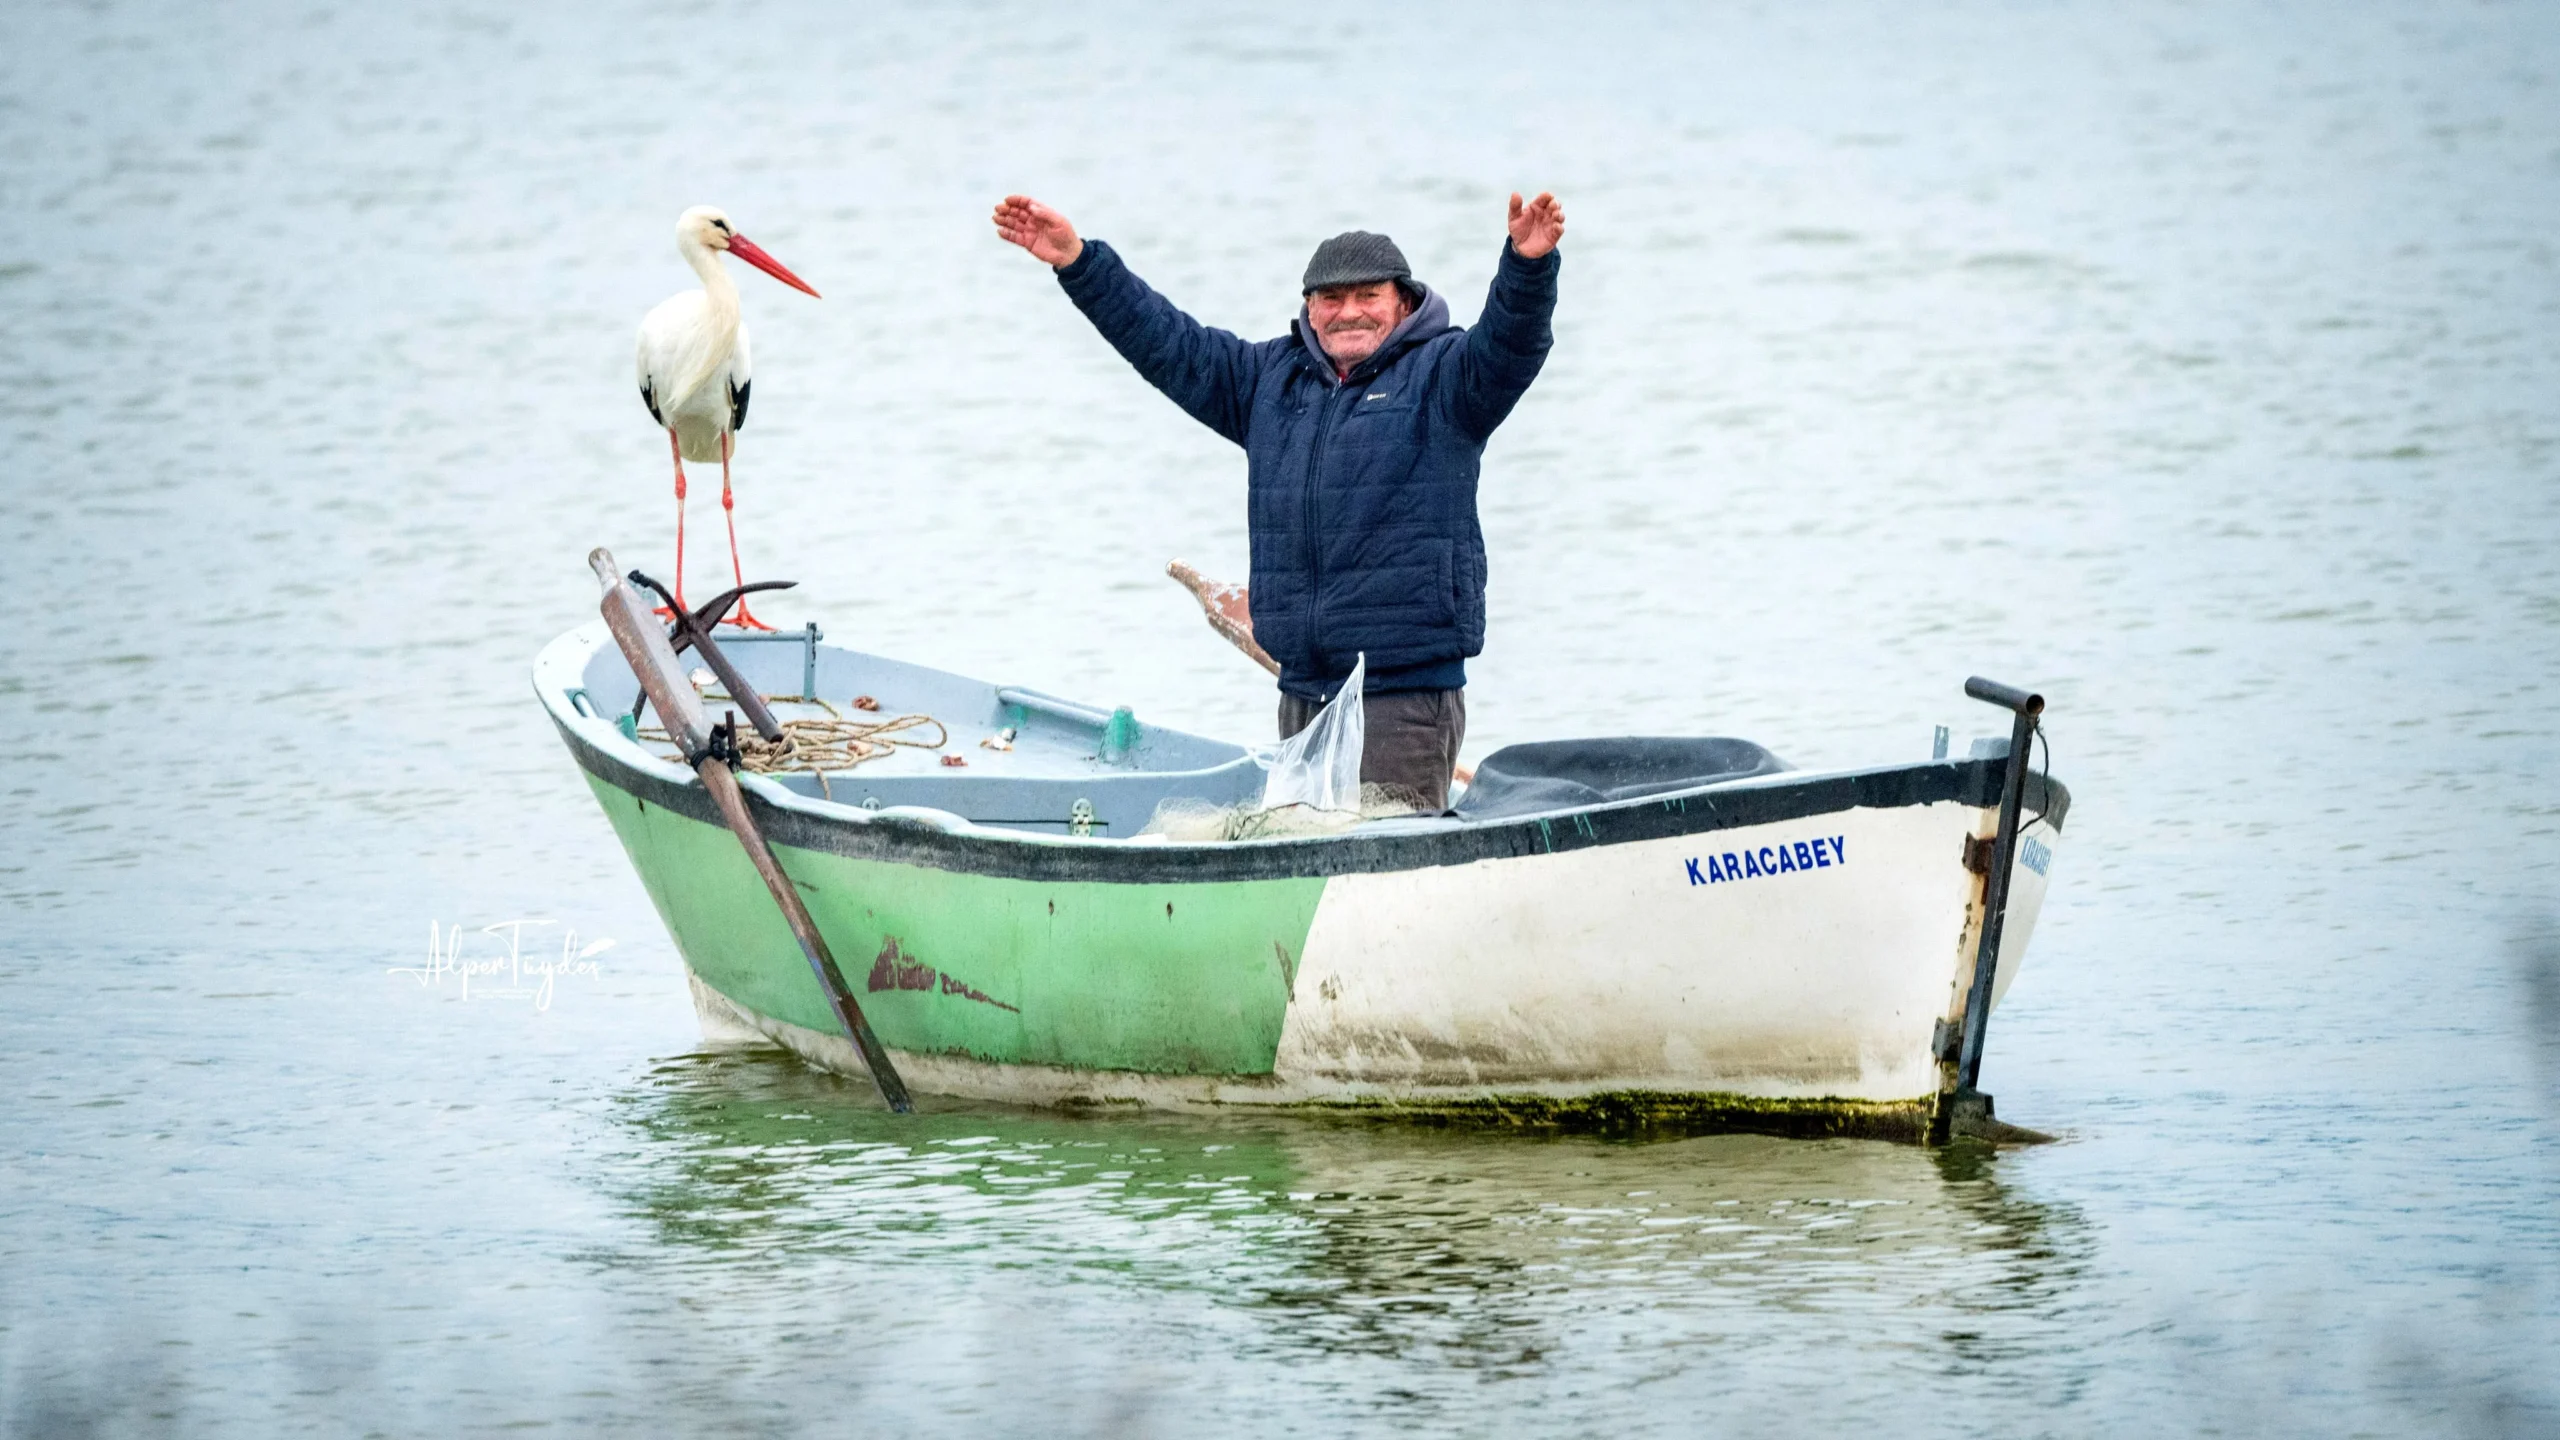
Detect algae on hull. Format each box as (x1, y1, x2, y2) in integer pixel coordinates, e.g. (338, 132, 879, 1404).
(1297, 1089, 1939, 1143)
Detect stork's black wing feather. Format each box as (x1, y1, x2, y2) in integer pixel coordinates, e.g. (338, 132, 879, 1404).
(640, 380, 664, 426)
(729, 377, 751, 433)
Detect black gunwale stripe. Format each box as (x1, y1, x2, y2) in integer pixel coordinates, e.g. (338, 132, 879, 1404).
(556, 716, 2070, 886)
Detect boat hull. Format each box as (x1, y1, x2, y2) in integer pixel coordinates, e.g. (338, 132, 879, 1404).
(540, 625, 2065, 1134)
(575, 759, 2059, 1132)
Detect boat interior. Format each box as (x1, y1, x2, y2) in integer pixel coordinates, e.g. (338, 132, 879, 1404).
(563, 631, 1788, 837)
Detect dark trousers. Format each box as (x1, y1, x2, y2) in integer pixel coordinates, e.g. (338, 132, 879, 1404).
(1278, 688, 1467, 813)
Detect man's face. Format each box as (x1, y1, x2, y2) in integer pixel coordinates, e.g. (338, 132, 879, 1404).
(1307, 281, 1413, 368)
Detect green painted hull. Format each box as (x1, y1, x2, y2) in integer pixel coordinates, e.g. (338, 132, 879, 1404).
(588, 775, 1327, 1075)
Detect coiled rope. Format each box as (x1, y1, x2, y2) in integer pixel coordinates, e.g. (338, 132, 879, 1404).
(641, 693, 948, 799)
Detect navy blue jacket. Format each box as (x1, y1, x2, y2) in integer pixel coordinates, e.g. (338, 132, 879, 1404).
(1057, 239, 1559, 699)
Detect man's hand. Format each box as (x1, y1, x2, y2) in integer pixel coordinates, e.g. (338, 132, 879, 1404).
(993, 195, 1084, 269)
(1507, 191, 1565, 260)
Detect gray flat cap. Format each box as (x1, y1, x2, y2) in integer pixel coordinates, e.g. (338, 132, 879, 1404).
(1302, 231, 1412, 294)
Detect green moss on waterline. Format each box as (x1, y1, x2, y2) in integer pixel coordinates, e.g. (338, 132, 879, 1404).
(1294, 1089, 1934, 1143)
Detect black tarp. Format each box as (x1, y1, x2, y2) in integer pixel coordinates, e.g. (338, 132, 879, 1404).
(1452, 737, 1788, 820)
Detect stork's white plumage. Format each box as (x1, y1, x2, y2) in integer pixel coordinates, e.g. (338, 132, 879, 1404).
(637, 205, 819, 628)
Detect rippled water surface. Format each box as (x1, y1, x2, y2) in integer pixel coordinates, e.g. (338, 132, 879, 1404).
(4, 2, 2557, 1434)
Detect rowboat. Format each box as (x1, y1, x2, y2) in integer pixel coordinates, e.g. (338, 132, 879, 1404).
(536, 603, 2069, 1142)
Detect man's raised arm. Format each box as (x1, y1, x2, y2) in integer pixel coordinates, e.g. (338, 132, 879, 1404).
(1446, 191, 1564, 442)
(993, 195, 1263, 447)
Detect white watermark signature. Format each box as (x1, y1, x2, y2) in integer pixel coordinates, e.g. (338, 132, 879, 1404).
(389, 920, 614, 1011)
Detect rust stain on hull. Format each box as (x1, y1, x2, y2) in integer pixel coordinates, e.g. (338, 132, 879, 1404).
(865, 937, 1022, 1014)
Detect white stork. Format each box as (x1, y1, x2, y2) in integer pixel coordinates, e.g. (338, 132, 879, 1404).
(637, 205, 819, 628)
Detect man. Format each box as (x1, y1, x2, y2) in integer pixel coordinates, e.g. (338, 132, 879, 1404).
(992, 190, 1565, 810)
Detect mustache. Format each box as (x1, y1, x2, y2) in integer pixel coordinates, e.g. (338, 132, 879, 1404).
(1322, 317, 1385, 333)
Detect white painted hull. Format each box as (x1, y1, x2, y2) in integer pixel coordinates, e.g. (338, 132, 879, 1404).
(1278, 801, 2056, 1100)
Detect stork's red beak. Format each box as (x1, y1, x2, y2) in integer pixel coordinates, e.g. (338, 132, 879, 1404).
(726, 234, 821, 298)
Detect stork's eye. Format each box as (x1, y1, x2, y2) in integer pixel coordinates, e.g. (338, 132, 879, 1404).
(712, 219, 732, 233)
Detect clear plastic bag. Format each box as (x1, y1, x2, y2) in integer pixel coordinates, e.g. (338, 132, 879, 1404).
(1259, 654, 1365, 815)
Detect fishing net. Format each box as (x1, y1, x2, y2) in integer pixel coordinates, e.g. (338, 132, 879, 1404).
(1135, 658, 1415, 841)
(1136, 784, 1420, 842)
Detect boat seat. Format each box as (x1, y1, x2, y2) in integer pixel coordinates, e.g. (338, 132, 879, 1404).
(1452, 737, 1787, 820)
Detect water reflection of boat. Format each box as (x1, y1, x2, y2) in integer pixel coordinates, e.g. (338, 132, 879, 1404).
(608, 1053, 2092, 1388)
(539, 623, 2068, 1138)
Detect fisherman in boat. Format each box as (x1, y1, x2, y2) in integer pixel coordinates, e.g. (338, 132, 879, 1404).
(992, 191, 1565, 811)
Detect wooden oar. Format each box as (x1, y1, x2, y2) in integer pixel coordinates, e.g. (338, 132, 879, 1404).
(589, 547, 912, 1113)
(1167, 559, 1279, 676)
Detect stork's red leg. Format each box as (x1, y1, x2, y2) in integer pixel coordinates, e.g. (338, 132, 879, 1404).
(663, 429, 691, 615)
(718, 431, 773, 630)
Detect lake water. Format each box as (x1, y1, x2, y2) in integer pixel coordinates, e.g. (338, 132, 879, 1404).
(4, 1, 2556, 1434)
